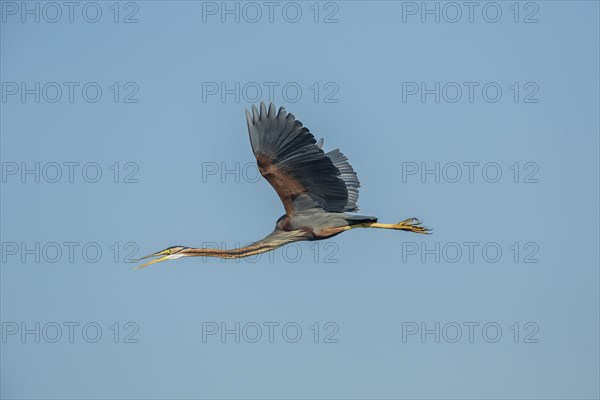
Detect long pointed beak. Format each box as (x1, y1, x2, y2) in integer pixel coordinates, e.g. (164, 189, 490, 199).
(137, 252, 162, 261)
(134, 253, 170, 270)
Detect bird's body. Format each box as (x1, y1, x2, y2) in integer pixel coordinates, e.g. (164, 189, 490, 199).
(137, 103, 430, 269)
(275, 206, 376, 240)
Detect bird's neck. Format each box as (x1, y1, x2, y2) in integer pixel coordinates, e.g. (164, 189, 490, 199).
(180, 243, 276, 259)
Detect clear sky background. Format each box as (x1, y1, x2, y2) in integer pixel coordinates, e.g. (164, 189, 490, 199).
(1, 1, 599, 399)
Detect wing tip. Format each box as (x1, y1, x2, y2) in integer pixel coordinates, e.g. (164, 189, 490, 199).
(251, 104, 259, 124)
(260, 102, 268, 119)
(249, 102, 287, 123)
(268, 102, 276, 119)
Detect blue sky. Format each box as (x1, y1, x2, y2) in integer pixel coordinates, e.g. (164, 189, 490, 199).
(1, 1, 599, 398)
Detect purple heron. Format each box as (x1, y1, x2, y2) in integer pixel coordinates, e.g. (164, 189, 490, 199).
(136, 102, 430, 269)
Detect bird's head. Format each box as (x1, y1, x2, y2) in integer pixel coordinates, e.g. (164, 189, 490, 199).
(135, 246, 188, 270)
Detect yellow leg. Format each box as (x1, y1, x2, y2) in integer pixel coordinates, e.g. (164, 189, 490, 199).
(345, 218, 431, 234)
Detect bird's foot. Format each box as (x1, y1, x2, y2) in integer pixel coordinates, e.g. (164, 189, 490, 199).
(395, 218, 431, 234)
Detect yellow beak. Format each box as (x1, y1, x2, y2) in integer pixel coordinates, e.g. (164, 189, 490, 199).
(134, 252, 171, 270)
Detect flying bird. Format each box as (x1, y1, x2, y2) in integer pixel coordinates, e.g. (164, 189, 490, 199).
(136, 102, 430, 269)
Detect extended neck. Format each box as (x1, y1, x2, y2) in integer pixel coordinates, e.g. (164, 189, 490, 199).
(180, 242, 277, 259)
(177, 229, 309, 260)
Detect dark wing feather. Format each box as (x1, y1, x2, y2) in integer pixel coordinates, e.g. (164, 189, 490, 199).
(245, 102, 349, 216)
(325, 149, 361, 212)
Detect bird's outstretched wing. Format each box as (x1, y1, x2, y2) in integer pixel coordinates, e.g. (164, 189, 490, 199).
(246, 102, 360, 216)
